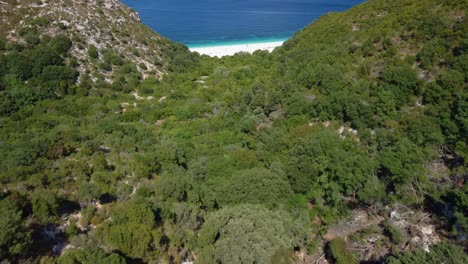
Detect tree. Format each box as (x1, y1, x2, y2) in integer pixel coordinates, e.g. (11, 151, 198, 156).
(31, 45, 63, 75)
(156, 172, 192, 202)
(418, 38, 449, 69)
(31, 189, 60, 224)
(102, 222, 154, 259)
(378, 138, 428, 190)
(216, 167, 292, 208)
(0, 197, 31, 258)
(50, 35, 72, 54)
(100, 201, 158, 259)
(1, 52, 32, 80)
(198, 204, 306, 264)
(286, 128, 375, 202)
(379, 64, 421, 106)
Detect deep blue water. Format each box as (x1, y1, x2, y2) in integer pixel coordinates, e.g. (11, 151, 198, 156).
(121, 0, 365, 47)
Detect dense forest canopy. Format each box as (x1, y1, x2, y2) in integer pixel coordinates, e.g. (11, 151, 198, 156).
(0, 0, 466, 263)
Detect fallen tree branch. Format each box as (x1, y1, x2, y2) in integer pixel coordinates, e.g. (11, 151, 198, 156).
(315, 254, 325, 264)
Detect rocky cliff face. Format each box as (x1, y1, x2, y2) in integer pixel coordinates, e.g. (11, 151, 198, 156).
(1, 0, 182, 81)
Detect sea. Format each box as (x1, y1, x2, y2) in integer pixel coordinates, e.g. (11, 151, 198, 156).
(121, 0, 365, 47)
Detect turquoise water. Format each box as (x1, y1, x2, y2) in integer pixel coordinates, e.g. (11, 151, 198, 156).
(187, 37, 288, 49)
(121, 0, 365, 46)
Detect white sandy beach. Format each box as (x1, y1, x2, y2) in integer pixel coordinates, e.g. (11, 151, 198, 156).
(189, 41, 285, 57)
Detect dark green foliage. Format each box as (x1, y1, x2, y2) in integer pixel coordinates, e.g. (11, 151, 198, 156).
(198, 204, 306, 264)
(378, 138, 430, 200)
(382, 220, 403, 244)
(0, 38, 4, 51)
(32, 17, 49, 27)
(102, 222, 154, 259)
(156, 172, 192, 202)
(100, 201, 158, 259)
(88, 45, 99, 59)
(418, 38, 450, 69)
(385, 242, 468, 264)
(379, 64, 421, 107)
(139, 62, 147, 70)
(103, 49, 124, 66)
(216, 167, 292, 208)
(58, 246, 126, 264)
(427, 184, 468, 238)
(40, 65, 78, 82)
(31, 45, 63, 75)
(357, 175, 387, 204)
(418, 16, 449, 38)
(0, 197, 31, 258)
(0, 35, 77, 115)
(1, 52, 33, 80)
(327, 238, 357, 264)
(49, 35, 72, 53)
(286, 128, 375, 204)
(31, 189, 60, 224)
(437, 69, 464, 92)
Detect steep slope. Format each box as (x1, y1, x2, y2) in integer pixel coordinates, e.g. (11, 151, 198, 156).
(0, 0, 186, 80)
(280, 0, 466, 83)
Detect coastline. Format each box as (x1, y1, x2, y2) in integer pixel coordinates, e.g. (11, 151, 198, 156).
(189, 39, 287, 57)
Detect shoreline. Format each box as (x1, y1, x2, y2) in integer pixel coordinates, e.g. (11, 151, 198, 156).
(189, 40, 286, 57)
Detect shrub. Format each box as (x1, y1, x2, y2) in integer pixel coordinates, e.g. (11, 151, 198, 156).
(58, 246, 125, 264)
(50, 35, 72, 54)
(139, 62, 147, 70)
(385, 242, 468, 264)
(87, 45, 99, 59)
(198, 204, 306, 264)
(31, 190, 60, 224)
(327, 238, 357, 264)
(382, 220, 403, 244)
(32, 16, 49, 27)
(216, 168, 292, 208)
(0, 198, 31, 257)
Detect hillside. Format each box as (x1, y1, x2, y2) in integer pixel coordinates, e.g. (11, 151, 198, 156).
(0, 0, 466, 263)
(0, 0, 188, 81)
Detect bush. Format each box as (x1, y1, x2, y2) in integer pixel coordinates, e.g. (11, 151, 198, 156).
(88, 45, 99, 59)
(380, 64, 421, 106)
(198, 204, 306, 264)
(0, 198, 31, 258)
(327, 238, 357, 264)
(418, 38, 449, 69)
(382, 220, 403, 244)
(139, 62, 147, 70)
(216, 168, 292, 208)
(385, 242, 468, 264)
(100, 201, 158, 259)
(50, 35, 72, 54)
(31, 45, 63, 75)
(32, 16, 49, 27)
(31, 190, 60, 224)
(58, 245, 125, 264)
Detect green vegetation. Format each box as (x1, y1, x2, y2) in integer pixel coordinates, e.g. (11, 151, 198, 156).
(198, 205, 306, 264)
(0, 0, 466, 263)
(385, 242, 468, 264)
(0, 197, 31, 258)
(58, 246, 126, 264)
(327, 238, 357, 264)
